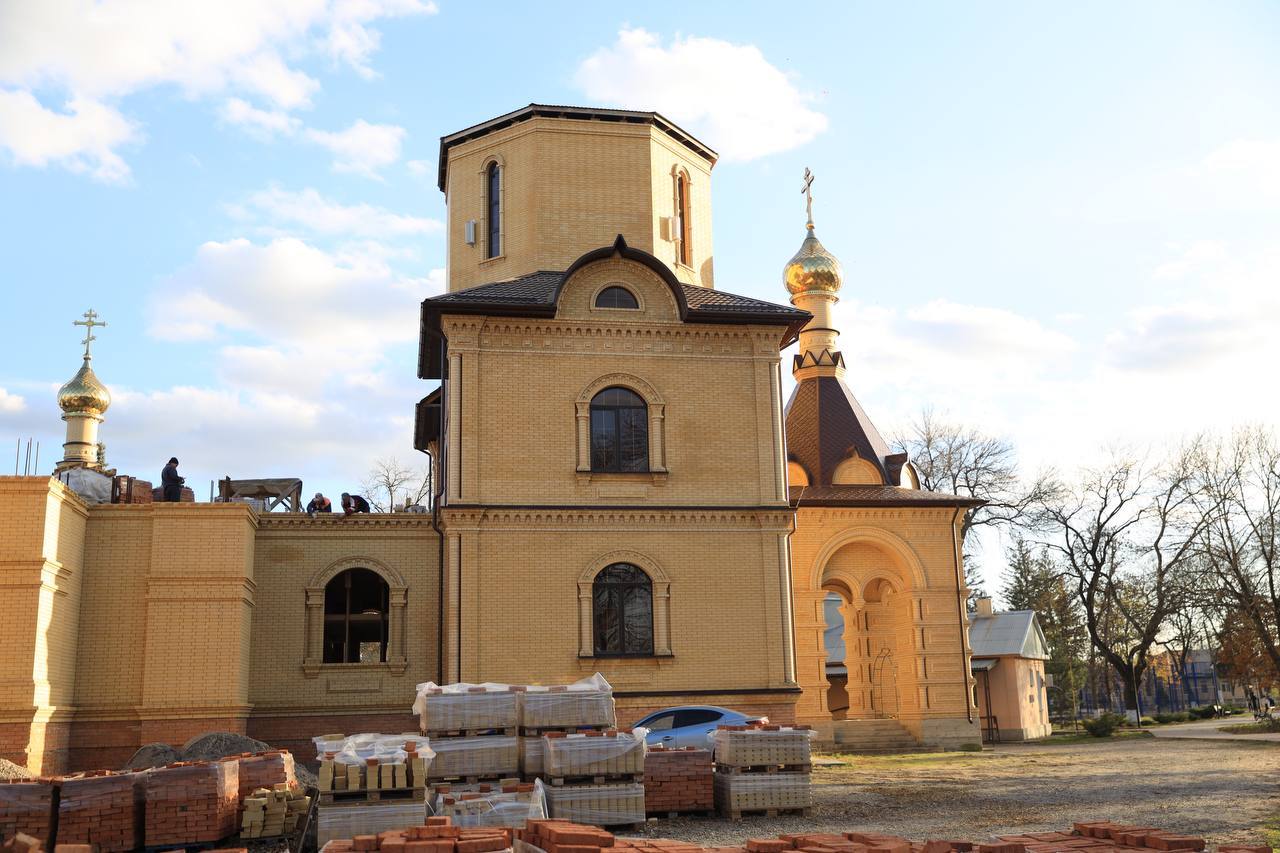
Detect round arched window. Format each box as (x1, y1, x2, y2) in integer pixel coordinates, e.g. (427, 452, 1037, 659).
(593, 563, 654, 655)
(589, 387, 648, 472)
(595, 286, 639, 309)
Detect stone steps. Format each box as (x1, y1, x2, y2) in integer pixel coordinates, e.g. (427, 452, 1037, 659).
(811, 719, 938, 755)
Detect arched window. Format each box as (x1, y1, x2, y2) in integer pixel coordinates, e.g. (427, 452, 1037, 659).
(593, 563, 654, 656)
(590, 387, 648, 472)
(676, 174, 691, 266)
(323, 568, 389, 663)
(486, 161, 501, 259)
(595, 286, 639, 310)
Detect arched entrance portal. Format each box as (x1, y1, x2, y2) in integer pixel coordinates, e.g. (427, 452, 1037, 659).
(818, 541, 917, 721)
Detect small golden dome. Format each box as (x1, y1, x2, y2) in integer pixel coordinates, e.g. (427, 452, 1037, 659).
(58, 359, 111, 415)
(783, 225, 843, 296)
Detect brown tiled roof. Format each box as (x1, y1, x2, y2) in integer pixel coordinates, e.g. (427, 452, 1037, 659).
(784, 375, 903, 485)
(790, 485, 983, 508)
(429, 271, 562, 305)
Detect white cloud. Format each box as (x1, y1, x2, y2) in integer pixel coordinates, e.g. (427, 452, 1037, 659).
(574, 28, 828, 162)
(230, 186, 441, 237)
(0, 387, 26, 414)
(218, 97, 301, 140)
(0, 0, 434, 179)
(305, 119, 405, 177)
(406, 159, 431, 178)
(0, 90, 140, 182)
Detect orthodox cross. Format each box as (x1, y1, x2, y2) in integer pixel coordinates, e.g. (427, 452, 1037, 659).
(73, 308, 107, 359)
(801, 167, 815, 226)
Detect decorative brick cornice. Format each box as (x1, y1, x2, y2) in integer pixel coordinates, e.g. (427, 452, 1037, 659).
(442, 316, 782, 359)
(440, 505, 792, 531)
(256, 513, 436, 531)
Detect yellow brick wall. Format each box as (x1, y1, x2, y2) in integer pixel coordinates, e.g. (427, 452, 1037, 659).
(445, 118, 715, 291)
(789, 505, 977, 735)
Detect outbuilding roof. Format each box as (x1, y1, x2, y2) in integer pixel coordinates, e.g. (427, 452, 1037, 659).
(968, 609, 1050, 660)
(789, 485, 983, 508)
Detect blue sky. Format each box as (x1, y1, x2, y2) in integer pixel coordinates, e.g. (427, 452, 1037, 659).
(2, 1, 1279, 593)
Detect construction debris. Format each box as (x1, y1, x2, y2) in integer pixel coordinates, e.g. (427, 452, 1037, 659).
(0, 780, 54, 848)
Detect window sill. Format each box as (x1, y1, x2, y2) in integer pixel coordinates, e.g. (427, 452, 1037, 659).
(579, 653, 674, 660)
(576, 470, 668, 485)
(479, 254, 506, 265)
(303, 657, 408, 678)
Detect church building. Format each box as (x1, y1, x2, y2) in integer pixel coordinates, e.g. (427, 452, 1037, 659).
(0, 104, 980, 775)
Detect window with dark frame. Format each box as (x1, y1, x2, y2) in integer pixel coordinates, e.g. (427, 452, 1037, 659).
(589, 387, 648, 472)
(595, 286, 639, 309)
(676, 174, 690, 266)
(486, 162, 501, 259)
(592, 562, 654, 656)
(322, 568, 389, 664)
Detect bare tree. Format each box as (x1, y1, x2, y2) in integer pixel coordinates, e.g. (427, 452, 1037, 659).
(362, 456, 433, 513)
(1195, 427, 1280, 678)
(897, 408, 1058, 606)
(1035, 448, 1210, 712)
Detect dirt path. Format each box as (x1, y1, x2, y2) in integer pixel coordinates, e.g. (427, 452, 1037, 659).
(629, 737, 1279, 848)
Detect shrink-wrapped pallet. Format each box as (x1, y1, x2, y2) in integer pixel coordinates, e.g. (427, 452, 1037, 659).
(428, 736, 519, 780)
(711, 725, 813, 767)
(519, 737, 544, 776)
(315, 800, 427, 847)
(56, 771, 145, 852)
(543, 781, 645, 826)
(541, 730, 645, 778)
(713, 771, 811, 814)
(413, 682, 520, 732)
(521, 674, 615, 730)
(144, 760, 239, 846)
(433, 779, 547, 829)
(0, 779, 54, 848)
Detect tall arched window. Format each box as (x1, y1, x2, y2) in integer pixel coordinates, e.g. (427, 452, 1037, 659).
(323, 568, 389, 663)
(676, 174, 691, 266)
(486, 161, 501, 258)
(590, 387, 648, 472)
(593, 563, 654, 656)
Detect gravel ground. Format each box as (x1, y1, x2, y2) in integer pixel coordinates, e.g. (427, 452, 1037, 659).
(623, 737, 1279, 849)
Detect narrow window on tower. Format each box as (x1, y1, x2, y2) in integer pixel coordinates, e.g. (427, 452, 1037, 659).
(676, 174, 690, 266)
(486, 161, 501, 259)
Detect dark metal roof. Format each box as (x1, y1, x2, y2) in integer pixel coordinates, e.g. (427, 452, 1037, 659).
(784, 375, 902, 486)
(789, 485, 984, 508)
(438, 104, 718, 191)
(418, 236, 810, 378)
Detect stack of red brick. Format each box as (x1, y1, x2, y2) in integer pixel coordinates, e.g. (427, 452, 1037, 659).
(321, 815, 513, 853)
(0, 780, 54, 850)
(143, 760, 239, 847)
(643, 748, 712, 816)
(57, 770, 146, 853)
(235, 749, 298, 800)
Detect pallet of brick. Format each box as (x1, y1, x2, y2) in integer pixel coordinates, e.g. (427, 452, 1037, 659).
(314, 802, 432, 847)
(712, 771, 810, 819)
(239, 785, 311, 839)
(520, 674, 615, 732)
(712, 724, 812, 769)
(144, 759, 239, 847)
(643, 747, 713, 816)
(515, 818, 615, 853)
(519, 737, 545, 777)
(318, 758, 428, 804)
(0, 779, 54, 849)
(434, 780, 547, 829)
(429, 736, 519, 782)
(320, 816, 513, 853)
(414, 682, 521, 734)
(541, 730, 644, 782)
(55, 770, 145, 852)
(236, 750, 297, 799)
(542, 782, 645, 827)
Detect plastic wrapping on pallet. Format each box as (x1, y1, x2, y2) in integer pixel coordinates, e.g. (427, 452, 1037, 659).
(316, 800, 428, 847)
(314, 733, 435, 767)
(429, 735, 519, 780)
(711, 725, 814, 767)
(712, 771, 811, 813)
(145, 760, 240, 846)
(541, 730, 646, 777)
(543, 781, 645, 826)
(521, 674, 616, 729)
(519, 737, 544, 776)
(56, 771, 146, 853)
(433, 779, 548, 829)
(413, 681, 521, 732)
(0, 779, 55, 848)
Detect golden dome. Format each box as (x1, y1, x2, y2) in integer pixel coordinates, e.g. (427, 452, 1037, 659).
(783, 225, 843, 296)
(58, 358, 111, 415)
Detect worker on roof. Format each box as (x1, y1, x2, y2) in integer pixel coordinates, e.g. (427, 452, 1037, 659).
(341, 492, 371, 515)
(306, 492, 332, 517)
(160, 457, 184, 502)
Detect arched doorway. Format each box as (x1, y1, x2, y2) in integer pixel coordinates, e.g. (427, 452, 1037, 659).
(822, 589, 851, 720)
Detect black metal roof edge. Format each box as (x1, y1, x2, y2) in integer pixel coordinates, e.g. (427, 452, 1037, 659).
(556, 234, 691, 316)
(437, 103, 718, 191)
